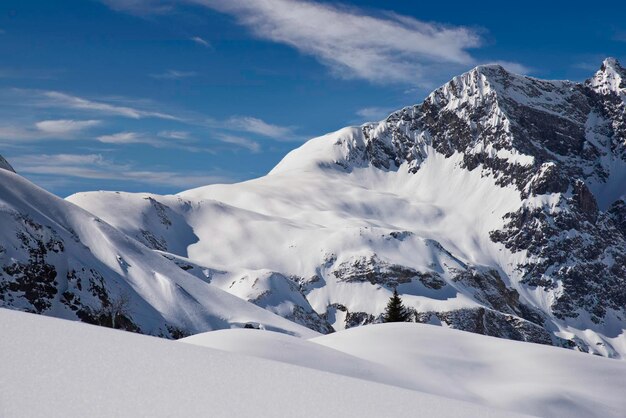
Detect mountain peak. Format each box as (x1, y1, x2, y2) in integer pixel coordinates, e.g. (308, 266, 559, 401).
(473, 63, 507, 73)
(587, 57, 625, 95)
(0, 154, 15, 173)
(601, 57, 623, 72)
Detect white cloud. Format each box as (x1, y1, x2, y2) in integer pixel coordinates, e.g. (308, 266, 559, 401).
(187, 0, 481, 84)
(97, 131, 149, 144)
(203, 115, 300, 143)
(41, 91, 180, 120)
(0, 119, 101, 141)
(12, 153, 232, 188)
(150, 69, 198, 79)
(190, 36, 211, 47)
(103, 0, 534, 86)
(158, 130, 190, 139)
(0, 125, 45, 141)
(355, 107, 396, 121)
(214, 133, 261, 153)
(216, 116, 296, 140)
(35, 119, 101, 135)
(96, 131, 207, 152)
(95, 131, 217, 153)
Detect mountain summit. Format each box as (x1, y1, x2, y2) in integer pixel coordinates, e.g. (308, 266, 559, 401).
(587, 57, 625, 95)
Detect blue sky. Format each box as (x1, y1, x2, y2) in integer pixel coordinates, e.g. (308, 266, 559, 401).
(1, 0, 625, 196)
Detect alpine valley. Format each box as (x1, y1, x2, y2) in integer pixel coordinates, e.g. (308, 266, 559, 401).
(1, 58, 625, 359)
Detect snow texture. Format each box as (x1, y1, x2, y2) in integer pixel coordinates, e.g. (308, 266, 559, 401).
(0, 308, 536, 418)
(183, 323, 626, 418)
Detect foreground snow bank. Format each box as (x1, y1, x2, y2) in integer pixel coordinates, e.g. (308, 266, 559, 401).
(0, 309, 531, 418)
(183, 323, 626, 418)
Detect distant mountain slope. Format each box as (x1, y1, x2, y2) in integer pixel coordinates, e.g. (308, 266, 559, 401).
(69, 58, 626, 357)
(0, 168, 317, 338)
(0, 309, 534, 418)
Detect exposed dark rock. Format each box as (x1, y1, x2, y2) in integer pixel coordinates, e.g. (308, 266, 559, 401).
(572, 180, 599, 221)
(322, 303, 376, 330)
(416, 307, 553, 346)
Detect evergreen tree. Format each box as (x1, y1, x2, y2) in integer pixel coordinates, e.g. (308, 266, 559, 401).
(383, 288, 410, 322)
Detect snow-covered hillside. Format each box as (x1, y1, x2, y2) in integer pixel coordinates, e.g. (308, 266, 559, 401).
(0, 308, 536, 418)
(68, 58, 626, 358)
(0, 168, 316, 338)
(183, 322, 626, 418)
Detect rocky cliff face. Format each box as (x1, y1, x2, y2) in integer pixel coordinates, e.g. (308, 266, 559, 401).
(346, 59, 626, 328)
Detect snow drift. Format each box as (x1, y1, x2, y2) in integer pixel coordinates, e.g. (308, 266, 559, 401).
(0, 308, 535, 418)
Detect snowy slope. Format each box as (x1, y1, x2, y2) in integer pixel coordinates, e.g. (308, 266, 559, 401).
(183, 323, 626, 418)
(0, 308, 534, 418)
(69, 170, 541, 337)
(0, 168, 316, 338)
(67, 58, 626, 357)
(313, 324, 626, 418)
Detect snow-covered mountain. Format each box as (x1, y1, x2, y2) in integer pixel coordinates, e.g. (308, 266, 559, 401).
(0, 164, 316, 338)
(65, 58, 626, 358)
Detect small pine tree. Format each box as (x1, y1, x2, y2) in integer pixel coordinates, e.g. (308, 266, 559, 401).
(383, 288, 410, 322)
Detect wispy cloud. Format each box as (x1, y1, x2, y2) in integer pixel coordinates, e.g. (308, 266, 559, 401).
(35, 119, 102, 135)
(149, 69, 198, 79)
(214, 133, 260, 153)
(208, 116, 297, 141)
(0, 119, 101, 141)
(41, 91, 180, 120)
(96, 130, 212, 152)
(188, 0, 481, 85)
(97, 131, 153, 144)
(12, 153, 232, 188)
(190, 36, 211, 48)
(0, 125, 45, 141)
(0, 88, 289, 152)
(158, 130, 190, 139)
(355, 107, 396, 121)
(102, 0, 532, 86)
